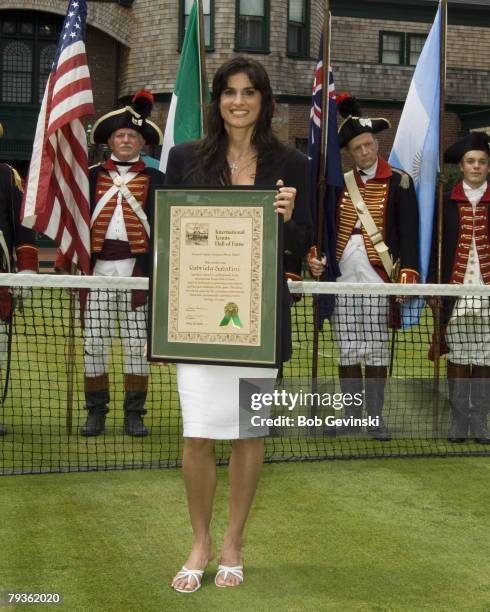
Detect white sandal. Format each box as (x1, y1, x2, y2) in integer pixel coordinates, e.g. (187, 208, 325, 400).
(214, 564, 244, 587)
(172, 566, 204, 593)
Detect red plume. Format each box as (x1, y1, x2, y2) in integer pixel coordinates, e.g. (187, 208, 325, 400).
(132, 90, 154, 119)
(336, 93, 362, 119)
(336, 92, 351, 106)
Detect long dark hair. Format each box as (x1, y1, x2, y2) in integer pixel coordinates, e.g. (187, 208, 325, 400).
(184, 56, 283, 184)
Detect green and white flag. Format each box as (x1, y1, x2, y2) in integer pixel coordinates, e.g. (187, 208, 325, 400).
(160, 0, 208, 172)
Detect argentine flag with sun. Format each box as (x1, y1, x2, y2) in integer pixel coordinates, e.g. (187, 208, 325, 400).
(389, 2, 443, 287)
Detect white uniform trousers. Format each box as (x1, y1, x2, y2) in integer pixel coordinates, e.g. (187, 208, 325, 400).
(84, 288, 148, 378)
(330, 235, 390, 367)
(446, 302, 490, 366)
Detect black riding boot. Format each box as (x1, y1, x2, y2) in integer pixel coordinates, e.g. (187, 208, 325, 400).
(469, 365, 490, 444)
(80, 374, 110, 437)
(365, 365, 391, 441)
(447, 362, 471, 443)
(124, 374, 149, 437)
(335, 364, 364, 436)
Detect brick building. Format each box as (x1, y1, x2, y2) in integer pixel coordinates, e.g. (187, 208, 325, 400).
(330, 0, 490, 158)
(0, 0, 489, 169)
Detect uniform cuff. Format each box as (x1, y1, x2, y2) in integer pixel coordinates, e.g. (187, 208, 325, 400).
(398, 268, 419, 284)
(16, 245, 38, 272)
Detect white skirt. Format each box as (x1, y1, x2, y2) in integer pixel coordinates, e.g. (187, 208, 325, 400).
(176, 364, 278, 439)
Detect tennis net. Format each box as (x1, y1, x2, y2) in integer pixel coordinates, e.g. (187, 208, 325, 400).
(0, 273, 488, 475)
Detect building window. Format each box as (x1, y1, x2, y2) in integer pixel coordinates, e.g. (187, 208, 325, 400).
(380, 32, 403, 65)
(38, 44, 56, 102)
(236, 0, 270, 52)
(295, 138, 308, 154)
(179, 0, 214, 50)
(407, 34, 426, 66)
(0, 12, 61, 105)
(379, 31, 427, 66)
(287, 0, 309, 57)
(2, 41, 32, 103)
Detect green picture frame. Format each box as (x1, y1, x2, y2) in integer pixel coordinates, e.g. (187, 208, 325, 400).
(148, 187, 282, 367)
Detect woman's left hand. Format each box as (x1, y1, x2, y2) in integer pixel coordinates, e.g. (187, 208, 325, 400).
(274, 179, 296, 223)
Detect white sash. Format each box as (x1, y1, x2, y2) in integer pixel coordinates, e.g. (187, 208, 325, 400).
(0, 230, 10, 272)
(90, 170, 150, 237)
(344, 170, 393, 278)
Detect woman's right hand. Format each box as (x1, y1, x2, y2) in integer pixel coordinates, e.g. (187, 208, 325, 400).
(274, 180, 296, 223)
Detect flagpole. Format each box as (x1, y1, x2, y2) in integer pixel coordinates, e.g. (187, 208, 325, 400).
(197, 0, 208, 136)
(66, 264, 77, 435)
(311, 0, 331, 388)
(433, 0, 447, 437)
(317, 0, 331, 262)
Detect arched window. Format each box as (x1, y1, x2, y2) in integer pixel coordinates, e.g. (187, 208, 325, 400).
(38, 44, 56, 102)
(2, 40, 32, 103)
(0, 12, 61, 105)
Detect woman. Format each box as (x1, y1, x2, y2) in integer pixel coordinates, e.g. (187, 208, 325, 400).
(166, 56, 311, 592)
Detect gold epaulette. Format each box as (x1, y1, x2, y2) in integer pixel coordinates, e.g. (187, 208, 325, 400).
(391, 167, 410, 190)
(7, 164, 23, 193)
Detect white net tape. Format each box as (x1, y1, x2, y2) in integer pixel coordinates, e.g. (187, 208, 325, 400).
(1, 273, 490, 297)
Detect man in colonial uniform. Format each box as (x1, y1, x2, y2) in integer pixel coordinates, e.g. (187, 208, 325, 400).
(0, 122, 39, 436)
(309, 96, 419, 440)
(56, 91, 164, 437)
(429, 132, 490, 444)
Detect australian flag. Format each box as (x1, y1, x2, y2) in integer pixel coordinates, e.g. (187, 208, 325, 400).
(307, 36, 344, 321)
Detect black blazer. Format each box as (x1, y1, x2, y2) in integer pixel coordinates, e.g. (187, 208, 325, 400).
(165, 142, 313, 361)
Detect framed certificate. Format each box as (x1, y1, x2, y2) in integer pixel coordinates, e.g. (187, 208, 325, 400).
(148, 187, 282, 367)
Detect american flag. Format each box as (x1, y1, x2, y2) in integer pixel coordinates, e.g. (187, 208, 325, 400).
(21, 0, 93, 274)
(307, 35, 343, 284)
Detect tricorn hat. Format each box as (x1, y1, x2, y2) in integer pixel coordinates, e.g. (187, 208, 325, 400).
(337, 93, 390, 149)
(90, 90, 163, 146)
(444, 132, 490, 164)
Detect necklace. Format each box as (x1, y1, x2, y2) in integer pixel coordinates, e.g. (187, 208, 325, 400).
(227, 150, 256, 175)
(229, 159, 240, 175)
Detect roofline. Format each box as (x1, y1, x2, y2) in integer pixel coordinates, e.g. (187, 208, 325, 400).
(331, 0, 490, 27)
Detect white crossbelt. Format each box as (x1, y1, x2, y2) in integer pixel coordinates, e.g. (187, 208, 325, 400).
(344, 170, 393, 278)
(0, 230, 11, 273)
(90, 171, 150, 236)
